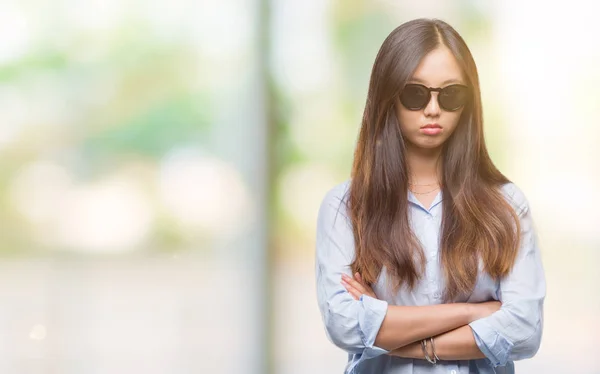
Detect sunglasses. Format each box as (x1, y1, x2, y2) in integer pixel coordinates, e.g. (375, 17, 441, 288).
(400, 83, 470, 111)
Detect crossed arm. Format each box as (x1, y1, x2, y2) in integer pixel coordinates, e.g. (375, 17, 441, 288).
(341, 272, 497, 360)
(317, 185, 545, 367)
(388, 325, 485, 360)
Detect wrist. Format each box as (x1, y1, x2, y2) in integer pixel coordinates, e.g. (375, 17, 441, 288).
(464, 303, 478, 323)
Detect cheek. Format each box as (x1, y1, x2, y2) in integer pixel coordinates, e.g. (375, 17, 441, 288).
(397, 109, 420, 131)
(444, 111, 463, 133)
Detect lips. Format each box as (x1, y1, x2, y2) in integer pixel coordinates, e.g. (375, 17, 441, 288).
(420, 124, 442, 135)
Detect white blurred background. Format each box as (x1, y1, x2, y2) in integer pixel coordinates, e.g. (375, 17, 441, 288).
(0, 0, 598, 373)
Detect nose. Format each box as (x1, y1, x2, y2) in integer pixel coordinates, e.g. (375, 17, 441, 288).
(423, 92, 441, 117)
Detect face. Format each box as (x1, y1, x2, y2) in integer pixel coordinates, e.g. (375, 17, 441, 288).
(396, 46, 467, 151)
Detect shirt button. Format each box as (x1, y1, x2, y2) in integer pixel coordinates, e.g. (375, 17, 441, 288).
(450, 371, 457, 374)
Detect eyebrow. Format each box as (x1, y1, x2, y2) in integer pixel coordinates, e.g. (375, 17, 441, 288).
(409, 77, 464, 86)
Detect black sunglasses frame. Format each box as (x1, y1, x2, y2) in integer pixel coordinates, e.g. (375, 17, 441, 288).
(400, 83, 470, 112)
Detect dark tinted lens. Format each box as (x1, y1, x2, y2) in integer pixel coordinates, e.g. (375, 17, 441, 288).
(439, 84, 469, 111)
(400, 84, 429, 110)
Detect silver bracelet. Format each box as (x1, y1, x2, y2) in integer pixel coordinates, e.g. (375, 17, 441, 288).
(420, 339, 437, 364)
(430, 337, 440, 361)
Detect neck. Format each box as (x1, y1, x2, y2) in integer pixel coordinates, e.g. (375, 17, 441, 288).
(404, 143, 443, 185)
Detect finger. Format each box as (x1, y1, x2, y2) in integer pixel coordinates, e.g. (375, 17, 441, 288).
(342, 274, 367, 294)
(353, 272, 368, 289)
(341, 280, 360, 300)
(355, 273, 376, 295)
(346, 286, 360, 300)
(355, 273, 371, 290)
(341, 279, 356, 293)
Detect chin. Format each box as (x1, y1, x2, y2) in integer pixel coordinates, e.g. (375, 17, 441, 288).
(408, 138, 445, 150)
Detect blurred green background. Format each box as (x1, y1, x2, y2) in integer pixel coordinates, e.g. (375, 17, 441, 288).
(0, 0, 598, 373)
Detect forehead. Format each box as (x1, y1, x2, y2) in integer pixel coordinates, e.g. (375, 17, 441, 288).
(409, 46, 465, 86)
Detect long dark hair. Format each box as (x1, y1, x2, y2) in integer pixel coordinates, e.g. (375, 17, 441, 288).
(349, 18, 521, 302)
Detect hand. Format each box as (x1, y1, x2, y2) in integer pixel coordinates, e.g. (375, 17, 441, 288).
(470, 300, 501, 321)
(341, 272, 378, 300)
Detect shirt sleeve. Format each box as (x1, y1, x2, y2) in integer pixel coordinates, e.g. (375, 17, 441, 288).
(315, 183, 390, 372)
(469, 184, 546, 367)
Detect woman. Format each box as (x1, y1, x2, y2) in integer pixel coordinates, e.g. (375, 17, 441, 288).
(315, 18, 545, 374)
